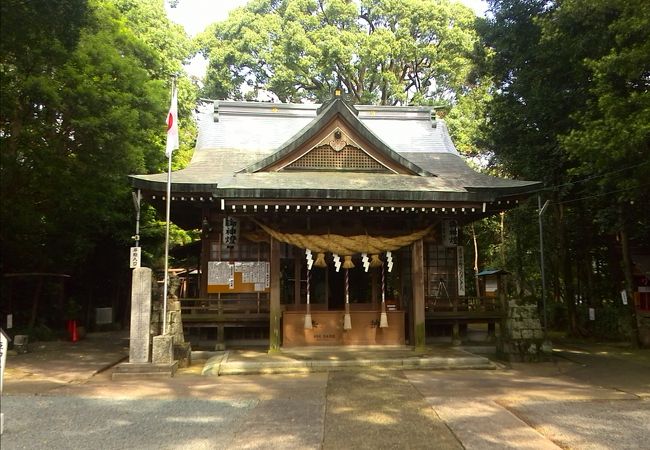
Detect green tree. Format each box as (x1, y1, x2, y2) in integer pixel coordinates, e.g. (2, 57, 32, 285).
(553, 0, 650, 341)
(479, 0, 648, 342)
(198, 0, 479, 105)
(0, 0, 195, 327)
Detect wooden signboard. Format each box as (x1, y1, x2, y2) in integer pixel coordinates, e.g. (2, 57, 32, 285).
(207, 261, 270, 293)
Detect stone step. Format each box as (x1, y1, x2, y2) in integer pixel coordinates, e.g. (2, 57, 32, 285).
(111, 362, 178, 379)
(204, 354, 495, 376)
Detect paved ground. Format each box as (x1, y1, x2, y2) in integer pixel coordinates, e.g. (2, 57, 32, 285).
(1, 333, 649, 449)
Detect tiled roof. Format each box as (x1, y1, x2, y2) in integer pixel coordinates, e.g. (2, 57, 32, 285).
(130, 99, 541, 201)
(195, 101, 458, 155)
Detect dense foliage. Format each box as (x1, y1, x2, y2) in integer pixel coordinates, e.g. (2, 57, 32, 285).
(475, 0, 649, 341)
(1, 0, 647, 343)
(0, 0, 195, 329)
(197, 0, 478, 105)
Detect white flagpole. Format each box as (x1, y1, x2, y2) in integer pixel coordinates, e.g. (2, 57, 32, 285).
(161, 78, 178, 335)
(162, 155, 172, 335)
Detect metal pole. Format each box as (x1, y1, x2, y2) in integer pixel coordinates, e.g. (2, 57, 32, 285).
(538, 195, 550, 338)
(162, 151, 172, 335)
(132, 189, 141, 248)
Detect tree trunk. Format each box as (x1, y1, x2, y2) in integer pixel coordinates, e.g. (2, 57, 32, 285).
(557, 204, 578, 335)
(471, 224, 481, 297)
(514, 218, 525, 297)
(618, 203, 639, 346)
(499, 212, 508, 295)
(28, 276, 45, 330)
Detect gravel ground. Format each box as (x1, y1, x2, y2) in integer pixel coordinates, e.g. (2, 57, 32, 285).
(322, 371, 462, 450)
(3, 334, 649, 449)
(504, 399, 650, 450)
(2, 396, 256, 450)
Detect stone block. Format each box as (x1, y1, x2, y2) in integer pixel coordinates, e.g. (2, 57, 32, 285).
(173, 342, 192, 368)
(168, 300, 181, 312)
(112, 362, 177, 379)
(152, 334, 174, 364)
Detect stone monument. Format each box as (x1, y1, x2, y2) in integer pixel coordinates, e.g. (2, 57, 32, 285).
(112, 267, 178, 379)
(129, 267, 152, 363)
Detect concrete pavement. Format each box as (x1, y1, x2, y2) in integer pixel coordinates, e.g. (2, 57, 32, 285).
(2, 333, 649, 449)
(3, 331, 128, 394)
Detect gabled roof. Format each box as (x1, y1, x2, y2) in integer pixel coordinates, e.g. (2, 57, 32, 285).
(242, 97, 432, 176)
(129, 98, 541, 203)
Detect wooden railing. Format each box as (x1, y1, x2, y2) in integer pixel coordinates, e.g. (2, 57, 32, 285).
(425, 296, 503, 321)
(180, 295, 502, 325)
(180, 296, 270, 326)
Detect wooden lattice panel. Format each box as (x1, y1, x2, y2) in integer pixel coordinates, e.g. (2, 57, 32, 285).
(285, 145, 390, 172)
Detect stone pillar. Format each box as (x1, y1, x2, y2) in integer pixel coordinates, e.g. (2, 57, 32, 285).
(129, 267, 152, 363)
(269, 237, 281, 353)
(411, 239, 426, 350)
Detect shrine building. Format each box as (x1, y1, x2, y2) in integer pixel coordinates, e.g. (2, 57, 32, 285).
(129, 94, 541, 350)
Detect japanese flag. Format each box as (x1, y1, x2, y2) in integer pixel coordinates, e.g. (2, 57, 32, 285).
(166, 84, 179, 157)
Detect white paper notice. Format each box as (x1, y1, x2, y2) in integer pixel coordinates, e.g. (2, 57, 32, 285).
(208, 261, 232, 285)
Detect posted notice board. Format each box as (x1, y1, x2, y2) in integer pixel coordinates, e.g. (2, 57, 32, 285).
(207, 261, 270, 293)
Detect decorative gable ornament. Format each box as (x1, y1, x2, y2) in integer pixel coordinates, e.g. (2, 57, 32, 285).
(328, 129, 347, 152)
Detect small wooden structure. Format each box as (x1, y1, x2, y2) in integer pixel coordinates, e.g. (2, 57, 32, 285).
(477, 269, 510, 298)
(130, 95, 540, 349)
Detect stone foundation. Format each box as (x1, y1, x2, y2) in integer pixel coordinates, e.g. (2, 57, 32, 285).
(497, 300, 551, 362)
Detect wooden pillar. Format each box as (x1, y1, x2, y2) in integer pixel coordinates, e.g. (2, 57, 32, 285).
(294, 247, 301, 306)
(371, 269, 379, 307)
(200, 208, 211, 298)
(216, 325, 225, 351)
(411, 239, 426, 349)
(269, 237, 281, 353)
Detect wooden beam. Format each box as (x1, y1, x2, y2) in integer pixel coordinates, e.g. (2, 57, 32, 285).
(411, 239, 426, 350)
(269, 237, 281, 353)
